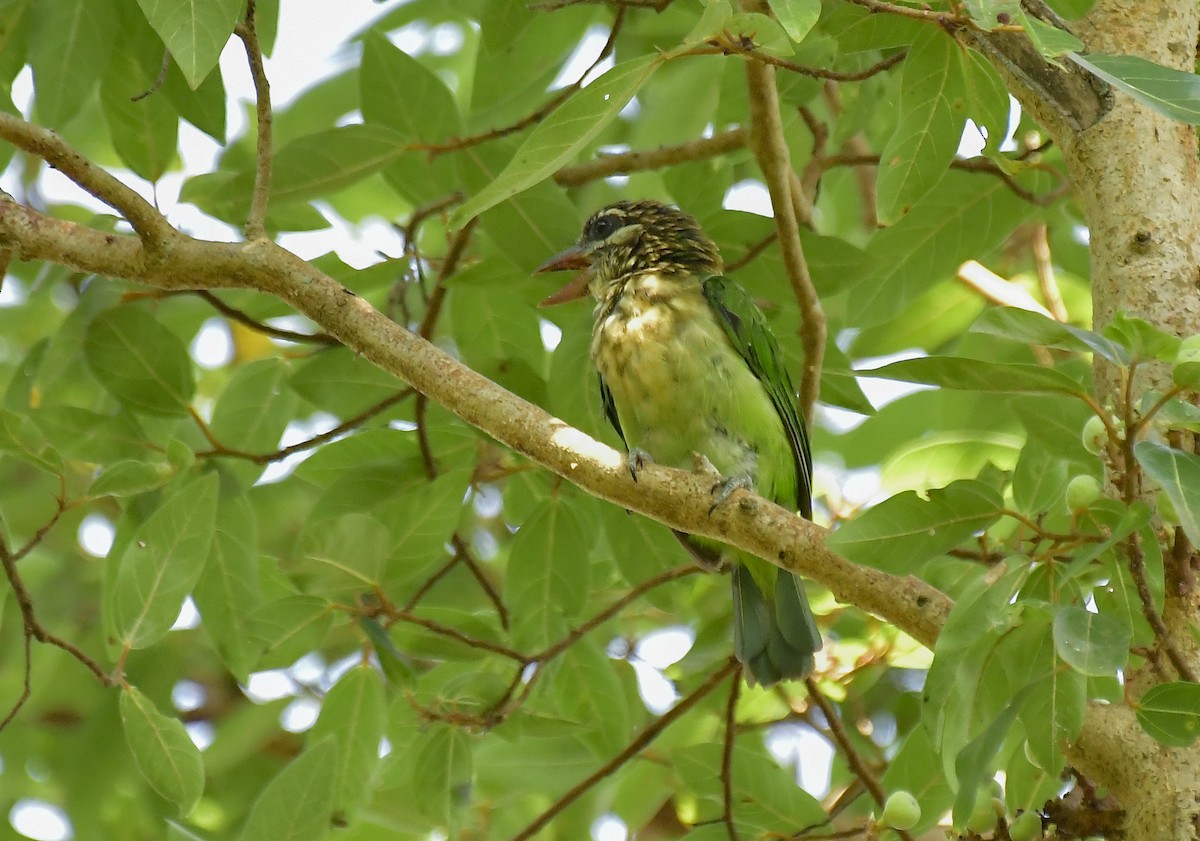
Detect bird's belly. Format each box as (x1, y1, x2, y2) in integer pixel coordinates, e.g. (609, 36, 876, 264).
(592, 308, 782, 485)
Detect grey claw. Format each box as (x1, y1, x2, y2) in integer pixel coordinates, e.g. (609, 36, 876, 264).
(628, 447, 653, 482)
(708, 474, 754, 516)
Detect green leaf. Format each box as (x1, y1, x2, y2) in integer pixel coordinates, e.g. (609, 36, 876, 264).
(766, 0, 819, 42)
(249, 595, 334, 670)
(1068, 53, 1200, 125)
(863, 355, 1087, 395)
(827, 479, 1003, 573)
(113, 471, 219, 649)
(210, 358, 297, 454)
(379, 469, 471, 588)
(1103, 313, 1180, 362)
(877, 28, 964, 224)
(29, 0, 119, 127)
(271, 125, 409, 204)
(1136, 682, 1200, 748)
(450, 53, 663, 227)
(238, 738, 336, 841)
(359, 618, 417, 687)
(120, 685, 205, 814)
(135, 0, 242, 89)
(964, 0, 1021, 29)
(289, 347, 403, 415)
(552, 637, 631, 757)
(1134, 441, 1200, 550)
(952, 685, 1035, 827)
(301, 512, 389, 593)
(101, 47, 179, 181)
(84, 306, 196, 417)
(411, 725, 474, 826)
(360, 31, 462, 142)
(971, 307, 1129, 363)
(506, 497, 591, 648)
(1020, 11, 1083, 58)
(90, 459, 174, 498)
(856, 171, 1044, 325)
(192, 493, 262, 681)
(724, 12, 793, 57)
(1052, 605, 1130, 676)
(307, 665, 386, 821)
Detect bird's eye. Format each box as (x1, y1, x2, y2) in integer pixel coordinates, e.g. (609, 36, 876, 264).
(590, 214, 620, 240)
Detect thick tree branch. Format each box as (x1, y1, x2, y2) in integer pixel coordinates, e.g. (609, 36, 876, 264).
(0, 179, 949, 657)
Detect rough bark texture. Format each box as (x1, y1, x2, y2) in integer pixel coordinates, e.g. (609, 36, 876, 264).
(978, 3, 1200, 839)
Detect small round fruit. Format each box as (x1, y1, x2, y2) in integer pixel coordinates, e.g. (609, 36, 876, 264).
(1081, 415, 1107, 455)
(1009, 810, 1044, 841)
(879, 791, 921, 831)
(1066, 475, 1103, 512)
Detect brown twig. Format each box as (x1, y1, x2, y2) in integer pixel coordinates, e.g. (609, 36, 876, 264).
(532, 564, 702, 662)
(130, 49, 171, 102)
(554, 128, 748, 187)
(508, 659, 739, 841)
(530, 0, 672, 10)
(846, 0, 968, 25)
(721, 673, 742, 841)
(235, 0, 273, 240)
(724, 232, 778, 273)
(743, 56, 825, 426)
(453, 533, 510, 630)
(821, 153, 1071, 206)
(196, 388, 414, 463)
(0, 496, 119, 730)
(393, 609, 526, 662)
(184, 289, 339, 344)
(412, 10, 626, 157)
(1125, 530, 1197, 682)
(401, 554, 462, 612)
(692, 41, 907, 83)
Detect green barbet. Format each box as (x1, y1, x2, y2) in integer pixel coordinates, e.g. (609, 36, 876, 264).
(538, 199, 821, 685)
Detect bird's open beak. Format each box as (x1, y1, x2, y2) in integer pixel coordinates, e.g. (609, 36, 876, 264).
(536, 246, 592, 307)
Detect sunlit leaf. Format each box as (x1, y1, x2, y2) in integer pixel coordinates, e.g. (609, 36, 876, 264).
(1069, 52, 1200, 124)
(1136, 682, 1200, 747)
(1134, 441, 1200, 550)
(1052, 605, 1130, 676)
(135, 0, 242, 89)
(120, 685, 205, 814)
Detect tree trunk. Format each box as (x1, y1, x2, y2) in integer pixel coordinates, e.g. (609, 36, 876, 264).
(987, 2, 1200, 839)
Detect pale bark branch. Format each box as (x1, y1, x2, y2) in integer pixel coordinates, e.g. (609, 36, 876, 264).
(0, 112, 950, 651)
(235, 0, 274, 240)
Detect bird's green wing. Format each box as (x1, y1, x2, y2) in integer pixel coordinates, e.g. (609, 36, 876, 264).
(701, 275, 812, 518)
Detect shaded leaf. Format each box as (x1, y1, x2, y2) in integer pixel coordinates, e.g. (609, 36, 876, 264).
(238, 738, 336, 841)
(120, 685, 205, 814)
(307, 665, 386, 820)
(85, 307, 196, 417)
(113, 472, 219, 649)
(827, 479, 1003, 572)
(1134, 441, 1200, 550)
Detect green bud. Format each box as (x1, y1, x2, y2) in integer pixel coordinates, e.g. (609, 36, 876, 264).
(879, 791, 921, 831)
(1066, 475, 1103, 512)
(1081, 415, 1107, 456)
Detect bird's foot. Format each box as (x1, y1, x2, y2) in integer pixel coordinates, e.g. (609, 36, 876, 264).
(627, 447, 654, 483)
(708, 473, 754, 516)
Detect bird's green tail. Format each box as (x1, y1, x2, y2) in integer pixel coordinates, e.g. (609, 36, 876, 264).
(732, 564, 821, 686)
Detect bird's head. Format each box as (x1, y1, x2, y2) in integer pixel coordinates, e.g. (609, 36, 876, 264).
(538, 200, 722, 306)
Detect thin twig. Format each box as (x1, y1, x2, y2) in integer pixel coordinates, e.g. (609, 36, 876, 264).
(821, 153, 1071, 206)
(724, 232, 777, 273)
(412, 10, 626, 157)
(235, 0, 273, 240)
(532, 564, 702, 662)
(691, 42, 907, 82)
(1125, 530, 1197, 681)
(721, 673, 742, 841)
(393, 609, 526, 662)
(184, 289, 339, 344)
(401, 554, 462, 612)
(554, 128, 748, 186)
(453, 533, 510, 630)
(130, 49, 171, 102)
(196, 388, 414, 464)
(743, 55, 825, 426)
(508, 659, 740, 841)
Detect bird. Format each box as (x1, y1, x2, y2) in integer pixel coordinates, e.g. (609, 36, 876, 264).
(537, 199, 821, 685)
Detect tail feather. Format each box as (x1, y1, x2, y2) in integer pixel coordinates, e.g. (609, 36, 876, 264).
(732, 565, 820, 686)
